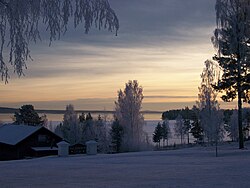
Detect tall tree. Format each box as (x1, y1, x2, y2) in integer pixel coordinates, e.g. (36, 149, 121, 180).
(212, 0, 250, 149)
(198, 60, 221, 143)
(14, 104, 44, 126)
(0, 0, 119, 82)
(115, 80, 145, 151)
(174, 114, 186, 144)
(61, 104, 80, 144)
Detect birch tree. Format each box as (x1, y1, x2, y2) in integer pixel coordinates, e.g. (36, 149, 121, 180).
(198, 60, 221, 144)
(115, 80, 145, 151)
(174, 114, 186, 144)
(0, 0, 119, 82)
(212, 0, 250, 149)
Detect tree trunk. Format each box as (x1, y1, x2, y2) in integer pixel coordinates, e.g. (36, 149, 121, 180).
(237, 60, 244, 149)
(238, 88, 244, 149)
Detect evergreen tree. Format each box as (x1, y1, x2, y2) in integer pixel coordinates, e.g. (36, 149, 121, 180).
(79, 113, 86, 123)
(82, 112, 95, 142)
(14, 104, 44, 126)
(183, 107, 192, 144)
(110, 119, 124, 153)
(153, 122, 162, 148)
(162, 120, 171, 146)
(190, 106, 203, 143)
(212, 0, 250, 149)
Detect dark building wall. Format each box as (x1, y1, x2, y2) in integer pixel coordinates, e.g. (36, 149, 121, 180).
(0, 143, 18, 160)
(19, 127, 62, 148)
(0, 127, 62, 160)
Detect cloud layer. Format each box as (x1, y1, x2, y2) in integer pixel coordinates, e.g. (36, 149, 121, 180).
(0, 0, 224, 111)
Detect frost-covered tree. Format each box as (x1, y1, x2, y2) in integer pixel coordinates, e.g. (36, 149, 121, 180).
(61, 104, 81, 144)
(95, 115, 109, 153)
(0, 0, 119, 82)
(198, 60, 221, 144)
(115, 80, 145, 151)
(80, 112, 95, 143)
(212, 0, 250, 149)
(174, 115, 186, 144)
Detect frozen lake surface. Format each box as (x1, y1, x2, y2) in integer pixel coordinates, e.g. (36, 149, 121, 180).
(1, 142, 250, 188)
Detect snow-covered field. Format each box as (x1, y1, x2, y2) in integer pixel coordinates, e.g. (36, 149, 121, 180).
(1, 142, 250, 188)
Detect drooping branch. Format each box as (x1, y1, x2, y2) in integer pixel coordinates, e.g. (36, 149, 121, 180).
(0, 0, 119, 82)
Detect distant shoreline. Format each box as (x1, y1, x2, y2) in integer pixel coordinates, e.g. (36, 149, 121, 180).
(0, 107, 163, 115)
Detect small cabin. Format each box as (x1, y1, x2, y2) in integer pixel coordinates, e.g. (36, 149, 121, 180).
(0, 124, 62, 160)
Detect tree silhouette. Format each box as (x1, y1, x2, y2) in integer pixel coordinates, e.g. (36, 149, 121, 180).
(0, 0, 119, 82)
(212, 0, 250, 148)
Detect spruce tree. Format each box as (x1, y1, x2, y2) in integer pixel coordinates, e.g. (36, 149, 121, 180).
(14, 104, 44, 126)
(153, 122, 163, 148)
(110, 119, 123, 153)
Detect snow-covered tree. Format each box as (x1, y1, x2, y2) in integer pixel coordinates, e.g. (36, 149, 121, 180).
(198, 60, 222, 144)
(55, 122, 63, 137)
(212, 0, 250, 149)
(95, 115, 109, 153)
(174, 115, 186, 144)
(115, 80, 145, 151)
(0, 0, 119, 82)
(80, 112, 95, 143)
(61, 104, 81, 144)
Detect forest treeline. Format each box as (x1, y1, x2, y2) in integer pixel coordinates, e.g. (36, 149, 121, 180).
(162, 107, 250, 124)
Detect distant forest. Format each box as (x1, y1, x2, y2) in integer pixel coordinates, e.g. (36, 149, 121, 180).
(162, 107, 250, 125)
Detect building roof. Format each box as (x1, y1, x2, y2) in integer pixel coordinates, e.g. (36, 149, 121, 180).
(0, 125, 42, 145)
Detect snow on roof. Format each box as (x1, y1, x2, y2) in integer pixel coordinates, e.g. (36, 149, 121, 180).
(0, 124, 42, 145)
(31, 147, 58, 151)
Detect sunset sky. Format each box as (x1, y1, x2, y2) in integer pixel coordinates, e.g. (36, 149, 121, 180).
(0, 0, 240, 111)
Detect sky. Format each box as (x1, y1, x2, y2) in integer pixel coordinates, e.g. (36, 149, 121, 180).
(0, 0, 239, 111)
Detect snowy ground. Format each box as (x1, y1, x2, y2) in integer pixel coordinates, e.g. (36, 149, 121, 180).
(1, 142, 250, 188)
